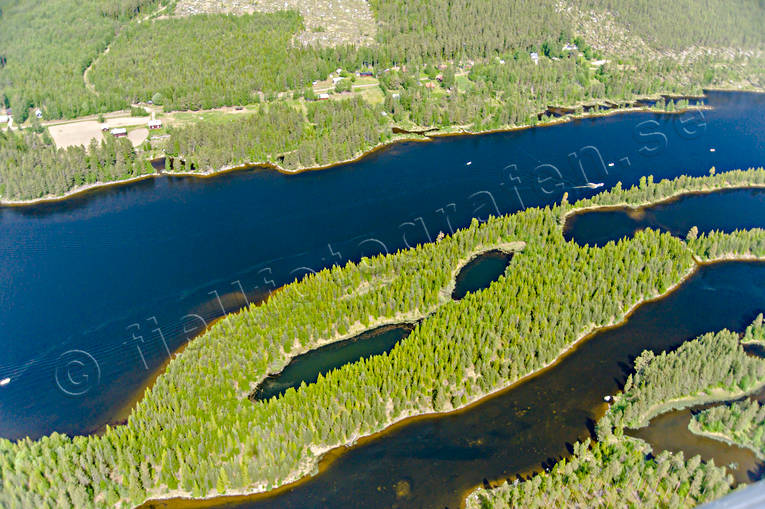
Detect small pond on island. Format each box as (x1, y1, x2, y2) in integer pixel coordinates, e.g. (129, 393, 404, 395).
(452, 250, 513, 300)
(251, 249, 513, 402)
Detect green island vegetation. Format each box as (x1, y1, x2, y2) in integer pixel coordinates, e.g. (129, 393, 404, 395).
(682, 315, 765, 459)
(2, 168, 765, 507)
(742, 313, 765, 346)
(467, 321, 765, 508)
(603, 328, 765, 431)
(1, 0, 763, 201)
(691, 398, 765, 460)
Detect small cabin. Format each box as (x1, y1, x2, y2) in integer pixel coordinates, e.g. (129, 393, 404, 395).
(317, 93, 330, 100)
(562, 43, 578, 52)
(148, 119, 162, 130)
(34, 108, 43, 119)
(110, 128, 127, 138)
(0, 114, 8, 124)
(359, 71, 373, 77)
(100, 123, 110, 131)
(530, 52, 539, 65)
(332, 76, 343, 84)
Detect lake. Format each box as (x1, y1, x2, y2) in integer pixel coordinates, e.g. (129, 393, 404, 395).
(0, 91, 763, 440)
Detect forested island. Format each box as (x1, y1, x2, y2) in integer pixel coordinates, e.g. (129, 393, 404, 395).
(0, 0, 763, 201)
(3, 168, 765, 507)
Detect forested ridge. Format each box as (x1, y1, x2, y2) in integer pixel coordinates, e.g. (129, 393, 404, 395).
(1, 169, 765, 507)
(579, 0, 765, 50)
(468, 318, 765, 508)
(1, 0, 763, 200)
(2, 0, 762, 121)
(0, 0, 168, 121)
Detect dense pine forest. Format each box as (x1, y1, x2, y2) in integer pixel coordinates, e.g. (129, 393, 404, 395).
(0, 0, 168, 121)
(2, 168, 765, 507)
(2, 0, 763, 122)
(89, 11, 348, 111)
(692, 399, 765, 459)
(0, 128, 152, 199)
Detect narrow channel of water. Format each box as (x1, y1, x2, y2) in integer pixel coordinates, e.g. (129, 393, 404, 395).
(630, 403, 765, 485)
(142, 261, 765, 509)
(563, 188, 765, 247)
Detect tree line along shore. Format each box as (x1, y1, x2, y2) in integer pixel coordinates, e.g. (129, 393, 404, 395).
(2, 168, 765, 507)
(468, 320, 765, 508)
(1, 0, 764, 201)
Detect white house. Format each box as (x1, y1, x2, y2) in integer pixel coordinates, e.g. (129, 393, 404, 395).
(110, 128, 127, 137)
(148, 119, 162, 129)
(0, 114, 8, 124)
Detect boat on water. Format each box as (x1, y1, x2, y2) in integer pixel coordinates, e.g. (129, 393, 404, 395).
(586, 182, 604, 189)
(0, 378, 10, 387)
(466, 161, 472, 166)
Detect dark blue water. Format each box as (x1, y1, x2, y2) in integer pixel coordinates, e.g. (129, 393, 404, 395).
(1, 91, 763, 440)
(564, 188, 765, 247)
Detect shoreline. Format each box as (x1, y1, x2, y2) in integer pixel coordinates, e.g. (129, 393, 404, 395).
(687, 422, 765, 462)
(1, 89, 738, 208)
(561, 182, 765, 222)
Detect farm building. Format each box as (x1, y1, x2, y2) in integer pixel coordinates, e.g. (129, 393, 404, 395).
(110, 128, 127, 138)
(148, 119, 163, 130)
